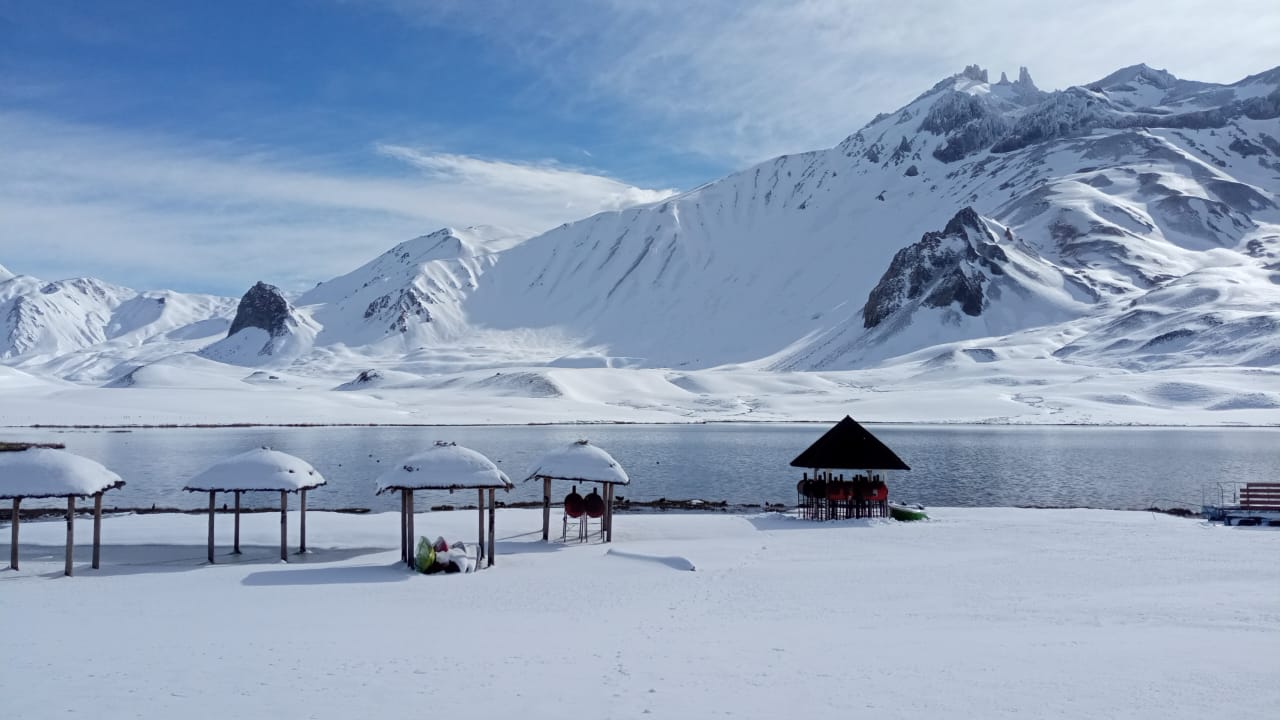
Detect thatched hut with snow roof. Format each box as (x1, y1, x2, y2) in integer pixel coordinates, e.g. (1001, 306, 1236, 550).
(525, 439, 629, 543)
(183, 447, 327, 564)
(376, 442, 512, 569)
(790, 416, 909, 520)
(1, 443, 126, 576)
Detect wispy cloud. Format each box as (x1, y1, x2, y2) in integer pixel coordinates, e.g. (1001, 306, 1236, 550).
(0, 112, 674, 294)
(382, 0, 1280, 164)
(376, 144, 674, 214)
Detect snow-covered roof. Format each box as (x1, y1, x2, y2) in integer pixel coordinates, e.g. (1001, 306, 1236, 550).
(524, 440, 630, 485)
(183, 447, 327, 493)
(376, 442, 513, 493)
(0, 448, 126, 499)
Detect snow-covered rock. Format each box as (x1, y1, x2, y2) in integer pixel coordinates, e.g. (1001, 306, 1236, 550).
(199, 282, 318, 365)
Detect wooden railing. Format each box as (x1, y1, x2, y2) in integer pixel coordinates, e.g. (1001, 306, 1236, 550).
(1239, 483, 1280, 511)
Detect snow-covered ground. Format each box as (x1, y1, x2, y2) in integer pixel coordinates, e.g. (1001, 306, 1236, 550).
(1, 360, 1278, 426)
(3, 508, 1277, 718)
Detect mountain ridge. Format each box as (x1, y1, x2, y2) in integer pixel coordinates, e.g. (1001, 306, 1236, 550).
(2, 63, 1278, 396)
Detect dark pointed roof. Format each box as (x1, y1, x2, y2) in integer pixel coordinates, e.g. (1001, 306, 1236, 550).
(790, 416, 910, 471)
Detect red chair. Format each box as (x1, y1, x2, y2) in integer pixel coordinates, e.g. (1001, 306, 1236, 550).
(562, 487, 586, 542)
(583, 488, 606, 541)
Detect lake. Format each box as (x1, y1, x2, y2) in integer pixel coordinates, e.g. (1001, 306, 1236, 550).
(4, 424, 1277, 512)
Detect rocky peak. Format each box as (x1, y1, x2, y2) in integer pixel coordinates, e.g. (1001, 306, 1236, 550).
(961, 64, 989, 83)
(0, 263, 13, 282)
(862, 207, 1009, 329)
(227, 281, 295, 338)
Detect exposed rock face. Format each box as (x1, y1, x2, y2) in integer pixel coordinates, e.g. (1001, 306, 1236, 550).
(863, 207, 1008, 328)
(227, 282, 294, 338)
(363, 287, 433, 333)
(920, 91, 1011, 163)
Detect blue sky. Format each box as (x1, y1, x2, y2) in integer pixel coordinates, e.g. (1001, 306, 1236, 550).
(2, 0, 1277, 295)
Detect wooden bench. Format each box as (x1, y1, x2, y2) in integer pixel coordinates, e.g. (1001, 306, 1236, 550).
(1239, 483, 1280, 511)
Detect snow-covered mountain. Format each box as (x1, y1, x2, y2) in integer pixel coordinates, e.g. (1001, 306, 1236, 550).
(298, 226, 522, 349)
(2, 63, 1278, 414)
(464, 63, 1279, 370)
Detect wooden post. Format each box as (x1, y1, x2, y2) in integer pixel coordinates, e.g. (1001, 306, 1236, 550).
(279, 490, 288, 563)
(541, 477, 551, 541)
(477, 489, 485, 563)
(92, 492, 103, 569)
(233, 491, 242, 554)
(65, 496, 75, 577)
(605, 484, 614, 543)
(10, 497, 19, 571)
(406, 491, 415, 569)
(299, 488, 307, 554)
(207, 491, 216, 564)
(487, 488, 496, 568)
(399, 490, 407, 563)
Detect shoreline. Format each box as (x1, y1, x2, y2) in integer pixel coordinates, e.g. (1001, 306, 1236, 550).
(7, 419, 1279, 430)
(1, 502, 1201, 521)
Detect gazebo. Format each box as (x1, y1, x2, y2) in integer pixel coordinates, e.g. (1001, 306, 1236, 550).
(375, 442, 512, 570)
(526, 439, 629, 543)
(790, 416, 909, 520)
(183, 447, 327, 564)
(1, 443, 126, 576)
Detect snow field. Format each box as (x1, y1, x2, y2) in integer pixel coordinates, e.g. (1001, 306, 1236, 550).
(2, 507, 1277, 719)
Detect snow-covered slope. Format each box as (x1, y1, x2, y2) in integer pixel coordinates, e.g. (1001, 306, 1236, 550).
(460, 64, 1278, 371)
(298, 226, 521, 349)
(2, 63, 1279, 424)
(1, 270, 237, 382)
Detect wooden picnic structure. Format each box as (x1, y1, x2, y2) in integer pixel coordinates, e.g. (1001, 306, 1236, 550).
(1, 442, 126, 576)
(791, 416, 909, 520)
(182, 447, 327, 564)
(375, 442, 512, 570)
(526, 439, 629, 543)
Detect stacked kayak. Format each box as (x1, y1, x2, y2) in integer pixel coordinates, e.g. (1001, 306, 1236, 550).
(889, 503, 928, 521)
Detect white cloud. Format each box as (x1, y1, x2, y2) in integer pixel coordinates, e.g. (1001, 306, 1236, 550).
(376, 144, 674, 214)
(0, 112, 674, 294)
(384, 0, 1280, 164)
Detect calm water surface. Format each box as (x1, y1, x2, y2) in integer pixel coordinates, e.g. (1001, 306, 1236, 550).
(6, 424, 1277, 512)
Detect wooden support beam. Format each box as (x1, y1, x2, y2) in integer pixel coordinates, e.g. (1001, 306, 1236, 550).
(233, 491, 241, 554)
(65, 496, 75, 577)
(92, 492, 103, 569)
(10, 497, 20, 571)
(541, 477, 551, 542)
(477, 489, 485, 563)
(299, 488, 307, 554)
(399, 490, 407, 563)
(207, 491, 216, 564)
(487, 488, 496, 568)
(406, 491, 415, 569)
(279, 490, 288, 563)
(605, 483, 614, 543)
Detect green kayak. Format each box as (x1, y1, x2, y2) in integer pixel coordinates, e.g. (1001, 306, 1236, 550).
(889, 503, 928, 521)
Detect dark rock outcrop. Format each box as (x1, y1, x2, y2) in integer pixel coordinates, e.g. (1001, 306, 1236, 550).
(364, 287, 433, 333)
(227, 282, 294, 338)
(863, 208, 1009, 328)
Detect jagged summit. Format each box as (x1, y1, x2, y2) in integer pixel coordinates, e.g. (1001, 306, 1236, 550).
(0, 263, 14, 282)
(227, 282, 294, 338)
